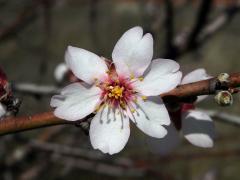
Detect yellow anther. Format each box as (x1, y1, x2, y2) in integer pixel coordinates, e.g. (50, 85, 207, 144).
(130, 73, 135, 80)
(107, 85, 124, 99)
(138, 77, 144, 81)
(141, 96, 147, 101)
(130, 109, 136, 113)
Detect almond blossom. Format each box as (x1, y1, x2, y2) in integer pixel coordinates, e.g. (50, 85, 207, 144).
(50, 26, 182, 155)
(147, 68, 215, 155)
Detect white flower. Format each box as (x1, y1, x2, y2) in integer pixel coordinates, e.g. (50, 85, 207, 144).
(50, 26, 182, 155)
(147, 69, 215, 155)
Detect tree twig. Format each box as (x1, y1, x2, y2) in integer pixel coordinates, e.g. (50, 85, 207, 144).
(0, 1, 37, 42)
(163, 0, 175, 58)
(0, 111, 69, 136)
(12, 83, 60, 96)
(0, 72, 240, 136)
(199, 1, 240, 43)
(30, 140, 134, 166)
(186, 0, 213, 49)
(199, 108, 240, 127)
(167, 1, 240, 59)
(53, 156, 145, 177)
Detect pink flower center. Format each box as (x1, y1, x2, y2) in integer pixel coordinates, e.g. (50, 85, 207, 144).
(97, 74, 137, 110)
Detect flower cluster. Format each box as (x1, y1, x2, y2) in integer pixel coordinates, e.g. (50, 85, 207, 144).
(51, 26, 213, 155)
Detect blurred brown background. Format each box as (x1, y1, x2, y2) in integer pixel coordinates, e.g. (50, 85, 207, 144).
(0, 0, 240, 179)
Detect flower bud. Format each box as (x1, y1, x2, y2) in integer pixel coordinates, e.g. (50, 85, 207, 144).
(217, 73, 230, 83)
(54, 63, 68, 82)
(214, 91, 233, 106)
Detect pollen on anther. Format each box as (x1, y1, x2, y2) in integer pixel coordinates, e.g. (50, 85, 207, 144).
(130, 73, 135, 80)
(141, 96, 147, 101)
(138, 77, 144, 81)
(130, 108, 136, 113)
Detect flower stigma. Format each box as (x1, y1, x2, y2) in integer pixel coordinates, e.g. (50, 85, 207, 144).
(94, 69, 146, 115)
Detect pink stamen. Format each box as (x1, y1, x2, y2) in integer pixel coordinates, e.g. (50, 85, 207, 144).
(97, 71, 137, 110)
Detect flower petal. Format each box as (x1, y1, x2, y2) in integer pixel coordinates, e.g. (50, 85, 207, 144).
(90, 106, 130, 155)
(51, 83, 101, 121)
(182, 110, 215, 148)
(146, 123, 180, 156)
(181, 68, 211, 84)
(50, 95, 65, 108)
(127, 96, 170, 138)
(181, 68, 212, 102)
(65, 46, 108, 84)
(112, 26, 153, 78)
(61, 82, 86, 95)
(133, 59, 182, 96)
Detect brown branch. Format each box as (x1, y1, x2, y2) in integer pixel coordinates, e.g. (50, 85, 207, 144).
(30, 140, 134, 166)
(0, 0, 55, 42)
(0, 72, 240, 136)
(199, 1, 240, 43)
(186, 0, 213, 49)
(53, 156, 145, 177)
(12, 83, 59, 96)
(0, 111, 70, 136)
(163, 0, 175, 58)
(166, 1, 240, 59)
(0, 2, 37, 42)
(162, 72, 240, 99)
(199, 108, 240, 127)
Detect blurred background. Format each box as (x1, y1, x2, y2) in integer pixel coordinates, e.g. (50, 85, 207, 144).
(0, 0, 240, 179)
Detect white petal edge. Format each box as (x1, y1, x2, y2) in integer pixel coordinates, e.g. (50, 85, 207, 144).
(90, 106, 130, 155)
(65, 46, 108, 84)
(182, 110, 215, 148)
(133, 59, 182, 96)
(127, 96, 170, 138)
(112, 26, 153, 78)
(51, 83, 101, 121)
(181, 68, 211, 85)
